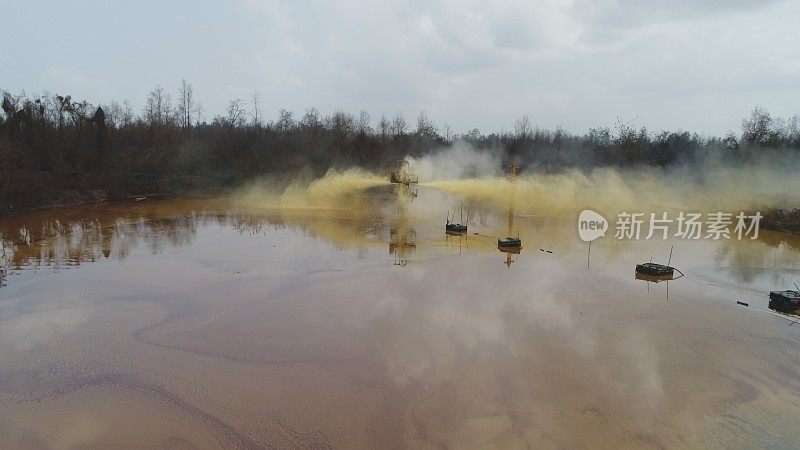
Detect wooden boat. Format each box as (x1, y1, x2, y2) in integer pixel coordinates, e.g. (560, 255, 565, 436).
(635, 262, 674, 277)
(446, 223, 467, 233)
(769, 290, 800, 312)
(445, 205, 467, 234)
(769, 290, 800, 303)
(498, 237, 522, 249)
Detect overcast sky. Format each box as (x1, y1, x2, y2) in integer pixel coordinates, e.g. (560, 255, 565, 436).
(3, 0, 799, 136)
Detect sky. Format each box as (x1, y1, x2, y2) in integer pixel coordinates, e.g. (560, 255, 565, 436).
(2, 0, 799, 136)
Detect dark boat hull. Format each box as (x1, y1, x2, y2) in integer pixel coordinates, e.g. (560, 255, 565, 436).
(769, 290, 800, 312)
(635, 263, 674, 277)
(446, 224, 467, 233)
(498, 238, 522, 249)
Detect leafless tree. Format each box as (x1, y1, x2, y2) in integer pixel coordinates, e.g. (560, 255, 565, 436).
(416, 111, 436, 137)
(176, 79, 195, 131)
(357, 110, 371, 135)
(787, 115, 800, 147)
(226, 98, 247, 130)
(251, 91, 262, 127)
(443, 123, 453, 142)
(301, 107, 321, 129)
(276, 109, 295, 132)
(328, 110, 354, 136)
(378, 115, 390, 138)
(514, 115, 532, 139)
(105, 100, 124, 128)
(121, 100, 134, 126)
(144, 85, 172, 126)
(391, 113, 406, 137)
(742, 107, 775, 146)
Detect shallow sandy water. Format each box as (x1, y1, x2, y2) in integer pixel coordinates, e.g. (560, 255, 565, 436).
(0, 196, 799, 449)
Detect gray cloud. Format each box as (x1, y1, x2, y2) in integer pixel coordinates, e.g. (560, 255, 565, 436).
(2, 0, 798, 135)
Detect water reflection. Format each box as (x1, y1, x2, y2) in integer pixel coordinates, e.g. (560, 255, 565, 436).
(1, 197, 800, 448)
(445, 230, 469, 255)
(0, 199, 396, 283)
(497, 180, 522, 267)
(0, 206, 199, 277)
(496, 164, 523, 259)
(635, 271, 684, 302)
(4, 198, 800, 289)
(712, 230, 800, 284)
(389, 184, 416, 266)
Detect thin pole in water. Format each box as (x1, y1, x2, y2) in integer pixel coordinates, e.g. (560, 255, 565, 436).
(668, 245, 674, 266)
(587, 240, 591, 270)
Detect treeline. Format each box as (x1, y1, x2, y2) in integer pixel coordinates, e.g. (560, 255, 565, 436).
(1, 80, 799, 215)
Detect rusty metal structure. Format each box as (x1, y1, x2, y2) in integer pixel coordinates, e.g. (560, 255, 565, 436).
(390, 160, 419, 186)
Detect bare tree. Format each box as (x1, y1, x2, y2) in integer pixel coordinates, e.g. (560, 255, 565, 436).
(176, 79, 195, 131)
(390, 113, 406, 137)
(443, 123, 453, 142)
(378, 115, 390, 138)
(300, 107, 321, 129)
(742, 107, 775, 147)
(787, 115, 800, 148)
(276, 109, 295, 132)
(226, 98, 247, 130)
(105, 100, 124, 128)
(251, 91, 262, 127)
(723, 131, 739, 155)
(328, 110, 354, 136)
(416, 111, 436, 137)
(121, 99, 133, 126)
(144, 85, 172, 126)
(514, 115, 532, 139)
(357, 110, 371, 135)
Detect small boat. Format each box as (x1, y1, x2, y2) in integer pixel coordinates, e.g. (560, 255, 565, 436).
(769, 290, 800, 313)
(445, 205, 468, 234)
(498, 237, 522, 249)
(769, 290, 800, 303)
(635, 262, 674, 277)
(446, 223, 467, 233)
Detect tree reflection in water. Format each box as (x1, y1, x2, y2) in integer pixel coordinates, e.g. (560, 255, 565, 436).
(0, 199, 393, 287)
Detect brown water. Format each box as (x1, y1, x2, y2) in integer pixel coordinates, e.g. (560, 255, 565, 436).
(1, 194, 799, 449)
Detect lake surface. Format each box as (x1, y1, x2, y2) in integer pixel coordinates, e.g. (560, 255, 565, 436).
(1, 194, 799, 449)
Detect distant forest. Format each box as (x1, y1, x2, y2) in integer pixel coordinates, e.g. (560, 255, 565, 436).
(1, 80, 799, 215)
